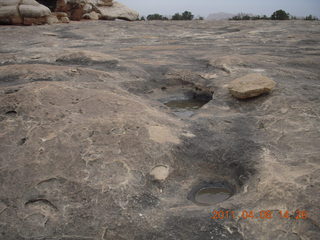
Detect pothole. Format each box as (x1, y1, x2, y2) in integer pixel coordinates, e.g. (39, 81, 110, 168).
(5, 110, 17, 116)
(188, 181, 234, 206)
(160, 88, 213, 118)
(149, 165, 169, 181)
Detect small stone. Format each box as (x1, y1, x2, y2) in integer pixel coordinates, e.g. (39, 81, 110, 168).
(60, 16, 70, 23)
(46, 15, 59, 25)
(52, 12, 68, 19)
(83, 11, 100, 20)
(150, 165, 169, 181)
(228, 73, 276, 99)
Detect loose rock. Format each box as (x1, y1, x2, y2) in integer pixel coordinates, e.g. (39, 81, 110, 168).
(228, 73, 276, 99)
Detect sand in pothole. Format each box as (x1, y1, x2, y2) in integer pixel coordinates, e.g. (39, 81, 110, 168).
(150, 165, 169, 181)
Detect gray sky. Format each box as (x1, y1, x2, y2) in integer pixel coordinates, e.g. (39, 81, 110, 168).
(120, 0, 320, 18)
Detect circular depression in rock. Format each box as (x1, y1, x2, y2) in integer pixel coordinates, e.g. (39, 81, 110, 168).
(162, 90, 213, 117)
(150, 165, 169, 181)
(188, 181, 234, 206)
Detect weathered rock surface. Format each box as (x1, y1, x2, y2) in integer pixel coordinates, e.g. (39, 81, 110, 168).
(56, 50, 119, 65)
(0, 20, 319, 240)
(0, 0, 51, 25)
(228, 73, 276, 99)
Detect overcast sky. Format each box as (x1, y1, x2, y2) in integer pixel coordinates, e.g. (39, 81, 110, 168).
(120, 0, 320, 18)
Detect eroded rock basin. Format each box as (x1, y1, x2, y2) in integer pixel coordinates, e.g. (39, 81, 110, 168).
(161, 88, 213, 117)
(0, 20, 320, 240)
(188, 181, 235, 206)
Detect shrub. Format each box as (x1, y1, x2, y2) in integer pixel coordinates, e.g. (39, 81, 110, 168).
(147, 14, 168, 21)
(271, 10, 290, 20)
(172, 13, 182, 20)
(305, 15, 318, 21)
(172, 11, 194, 20)
(230, 13, 253, 20)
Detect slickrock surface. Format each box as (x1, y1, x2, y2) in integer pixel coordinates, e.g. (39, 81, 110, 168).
(0, 20, 319, 240)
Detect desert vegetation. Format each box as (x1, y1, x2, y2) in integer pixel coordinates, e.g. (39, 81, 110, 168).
(230, 9, 319, 21)
(145, 11, 202, 21)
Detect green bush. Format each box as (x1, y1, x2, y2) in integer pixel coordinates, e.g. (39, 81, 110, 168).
(172, 11, 194, 20)
(230, 13, 255, 20)
(305, 15, 318, 21)
(147, 14, 168, 21)
(271, 10, 290, 20)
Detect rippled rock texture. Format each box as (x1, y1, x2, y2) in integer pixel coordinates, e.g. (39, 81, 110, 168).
(0, 20, 319, 239)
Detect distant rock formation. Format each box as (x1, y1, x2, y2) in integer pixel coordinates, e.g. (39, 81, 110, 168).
(0, 0, 139, 25)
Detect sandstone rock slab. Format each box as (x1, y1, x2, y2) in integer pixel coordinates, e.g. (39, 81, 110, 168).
(228, 73, 276, 99)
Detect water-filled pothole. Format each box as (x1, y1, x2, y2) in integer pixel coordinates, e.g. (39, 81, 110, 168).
(188, 181, 234, 206)
(162, 91, 212, 117)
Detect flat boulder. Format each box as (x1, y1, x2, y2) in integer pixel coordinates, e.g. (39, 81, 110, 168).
(228, 73, 276, 99)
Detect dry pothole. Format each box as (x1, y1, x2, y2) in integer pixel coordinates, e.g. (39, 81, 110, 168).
(150, 165, 169, 181)
(187, 181, 235, 206)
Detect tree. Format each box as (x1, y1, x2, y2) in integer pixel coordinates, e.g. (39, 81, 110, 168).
(172, 13, 182, 20)
(182, 11, 194, 20)
(305, 15, 318, 21)
(140, 16, 145, 21)
(271, 10, 290, 20)
(230, 13, 252, 20)
(147, 14, 167, 20)
(171, 11, 194, 20)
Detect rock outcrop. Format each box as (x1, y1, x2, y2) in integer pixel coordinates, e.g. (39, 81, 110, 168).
(97, 1, 139, 21)
(56, 0, 139, 21)
(228, 73, 276, 99)
(0, 0, 139, 25)
(0, 0, 51, 25)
